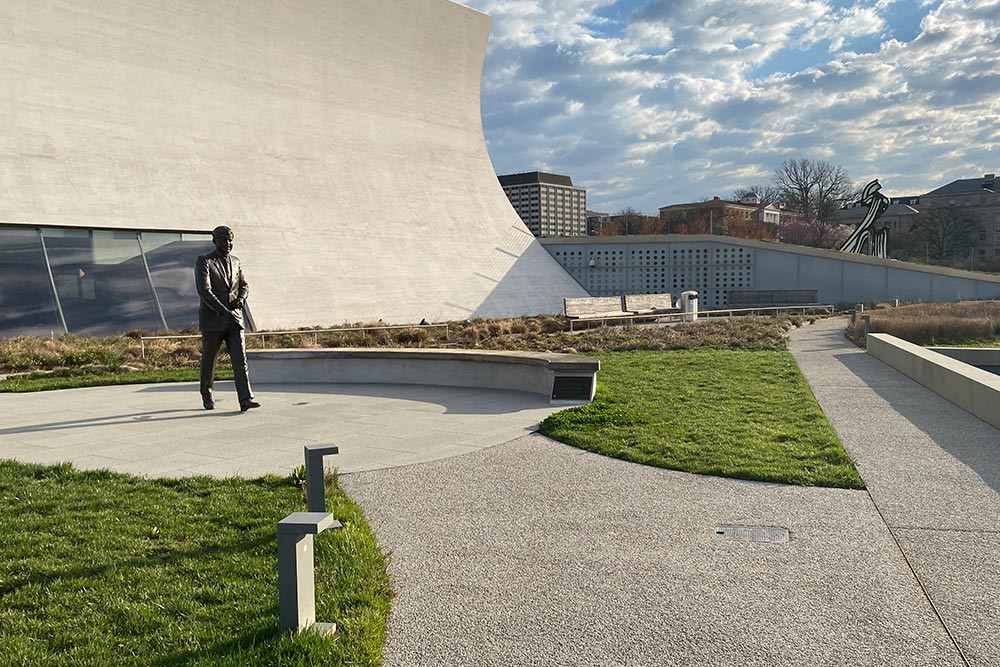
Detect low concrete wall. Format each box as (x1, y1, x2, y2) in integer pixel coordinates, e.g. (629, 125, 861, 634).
(927, 347, 1000, 369)
(867, 334, 1000, 429)
(247, 348, 598, 403)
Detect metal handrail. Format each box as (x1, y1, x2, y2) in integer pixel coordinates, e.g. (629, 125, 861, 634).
(139, 323, 449, 359)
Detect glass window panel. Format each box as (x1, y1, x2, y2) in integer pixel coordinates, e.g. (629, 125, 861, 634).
(142, 232, 214, 331)
(42, 228, 162, 335)
(0, 226, 62, 337)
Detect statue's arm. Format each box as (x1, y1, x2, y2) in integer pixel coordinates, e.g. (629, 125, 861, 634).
(235, 262, 249, 307)
(195, 256, 230, 315)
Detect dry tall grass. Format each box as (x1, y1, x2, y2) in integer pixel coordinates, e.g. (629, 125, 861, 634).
(845, 301, 1000, 346)
(1, 314, 803, 374)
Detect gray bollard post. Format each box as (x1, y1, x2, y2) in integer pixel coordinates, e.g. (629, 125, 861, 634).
(304, 445, 340, 513)
(277, 511, 342, 635)
(861, 314, 871, 340)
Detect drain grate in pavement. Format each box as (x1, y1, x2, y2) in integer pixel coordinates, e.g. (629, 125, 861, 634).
(713, 525, 789, 543)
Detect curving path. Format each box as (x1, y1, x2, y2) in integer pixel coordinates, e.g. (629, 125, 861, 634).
(339, 316, 998, 666)
(2, 317, 997, 664)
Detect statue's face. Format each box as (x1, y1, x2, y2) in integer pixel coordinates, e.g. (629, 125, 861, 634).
(213, 231, 234, 255)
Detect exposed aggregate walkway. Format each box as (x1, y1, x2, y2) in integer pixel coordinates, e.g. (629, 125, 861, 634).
(1, 316, 996, 665)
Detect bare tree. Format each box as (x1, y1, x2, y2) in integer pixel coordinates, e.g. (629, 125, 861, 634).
(731, 185, 783, 204)
(909, 207, 981, 261)
(772, 158, 856, 224)
(614, 207, 644, 235)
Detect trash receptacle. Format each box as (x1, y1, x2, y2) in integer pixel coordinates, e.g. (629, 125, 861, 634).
(680, 290, 699, 322)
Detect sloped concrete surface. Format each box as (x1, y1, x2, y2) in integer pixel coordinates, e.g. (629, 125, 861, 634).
(1, 0, 587, 325)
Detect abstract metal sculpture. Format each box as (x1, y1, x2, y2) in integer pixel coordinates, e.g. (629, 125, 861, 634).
(839, 179, 890, 258)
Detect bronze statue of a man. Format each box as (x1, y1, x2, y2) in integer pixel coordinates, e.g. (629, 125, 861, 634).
(195, 226, 260, 412)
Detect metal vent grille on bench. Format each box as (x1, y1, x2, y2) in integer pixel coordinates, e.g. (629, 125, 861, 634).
(552, 375, 592, 400)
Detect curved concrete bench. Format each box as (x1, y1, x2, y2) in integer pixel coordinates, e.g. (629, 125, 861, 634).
(247, 348, 599, 403)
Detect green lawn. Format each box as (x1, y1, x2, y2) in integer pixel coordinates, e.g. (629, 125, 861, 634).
(0, 461, 391, 667)
(0, 368, 233, 393)
(540, 349, 864, 489)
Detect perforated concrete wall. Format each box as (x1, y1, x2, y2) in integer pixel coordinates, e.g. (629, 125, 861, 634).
(0, 0, 586, 329)
(542, 235, 1000, 308)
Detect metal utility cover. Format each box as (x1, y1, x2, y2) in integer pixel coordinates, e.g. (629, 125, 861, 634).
(713, 525, 789, 543)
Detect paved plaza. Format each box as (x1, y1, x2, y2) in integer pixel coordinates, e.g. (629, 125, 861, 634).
(1, 317, 997, 665)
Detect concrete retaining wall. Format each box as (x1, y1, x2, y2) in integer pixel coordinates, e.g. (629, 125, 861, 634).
(542, 235, 1000, 309)
(248, 348, 599, 403)
(867, 334, 1000, 429)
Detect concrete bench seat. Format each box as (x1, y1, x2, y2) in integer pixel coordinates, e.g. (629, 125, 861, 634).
(247, 348, 598, 403)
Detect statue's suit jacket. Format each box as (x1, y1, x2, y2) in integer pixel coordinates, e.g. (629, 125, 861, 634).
(195, 250, 249, 332)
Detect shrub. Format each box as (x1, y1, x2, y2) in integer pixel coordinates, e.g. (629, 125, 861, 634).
(846, 300, 1000, 346)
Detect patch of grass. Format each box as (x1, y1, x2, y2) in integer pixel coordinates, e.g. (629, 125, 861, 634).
(540, 349, 864, 489)
(0, 367, 233, 393)
(0, 460, 391, 666)
(845, 300, 1000, 347)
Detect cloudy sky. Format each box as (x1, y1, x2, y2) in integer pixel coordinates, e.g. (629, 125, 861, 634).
(459, 0, 1000, 214)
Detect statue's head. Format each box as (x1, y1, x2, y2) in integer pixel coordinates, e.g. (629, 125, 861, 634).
(212, 226, 234, 255)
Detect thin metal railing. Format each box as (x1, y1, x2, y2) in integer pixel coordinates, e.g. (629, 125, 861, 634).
(567, 304, 835, 331)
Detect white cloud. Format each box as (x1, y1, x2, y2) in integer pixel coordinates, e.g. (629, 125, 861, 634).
(461, 0, 1000, 211)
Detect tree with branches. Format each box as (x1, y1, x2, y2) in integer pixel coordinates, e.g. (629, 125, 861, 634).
(909, 207, 981, 261)
(731, 185, 783, 205)
(771, 158, 856, 224)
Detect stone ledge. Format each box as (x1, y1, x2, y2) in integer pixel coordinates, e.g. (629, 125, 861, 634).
(867, 334, 1000, 430)
(247, 348, 598, 403)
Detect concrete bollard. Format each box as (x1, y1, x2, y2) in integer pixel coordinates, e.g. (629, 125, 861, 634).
(277, 511, 342, 635)
(304, 445, 340, 513)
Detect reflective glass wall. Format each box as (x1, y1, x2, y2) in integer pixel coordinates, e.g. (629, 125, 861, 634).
(0, 225, 213, 338)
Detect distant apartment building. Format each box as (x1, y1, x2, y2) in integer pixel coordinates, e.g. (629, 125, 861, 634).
(835, 196, 921, 235)
(498, 171, 587, 237)
(920, 173, 1000, 257)
(658, 194, 786, 232)
(585, 210, 610, 235)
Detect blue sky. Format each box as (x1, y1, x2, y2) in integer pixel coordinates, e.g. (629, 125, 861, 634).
(460, 0, 999, 214)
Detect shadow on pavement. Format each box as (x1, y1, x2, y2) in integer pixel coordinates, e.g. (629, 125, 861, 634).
(833, 351, 1000, 496)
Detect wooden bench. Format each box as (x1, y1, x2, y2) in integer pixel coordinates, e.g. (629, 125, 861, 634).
(247, 348, 599, 403)
(564, 296, 631, 331)
(725, 290, 819, 307)
(624, 293, 675, 315)
(564, 294, 679, 330)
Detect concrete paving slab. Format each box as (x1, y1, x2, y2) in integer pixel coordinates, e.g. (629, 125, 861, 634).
(789, 316, 1000, 666)
(895, 529, 1000, 666)
(341, 434, 960, 667)
(0, 381, 566, 479)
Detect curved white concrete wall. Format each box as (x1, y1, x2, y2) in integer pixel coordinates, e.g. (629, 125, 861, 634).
(0, 0, 586, 327)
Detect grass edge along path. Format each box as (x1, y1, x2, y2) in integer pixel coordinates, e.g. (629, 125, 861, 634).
(540, 349, 865, 490)
(0, 368, 233, 393)
(0, 461, 392, 667)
